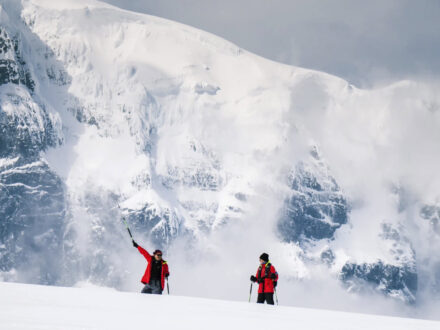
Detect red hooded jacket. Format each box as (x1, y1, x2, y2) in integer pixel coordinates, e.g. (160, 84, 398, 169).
(256, 262, 278, 293)
(137, 246, 170, 290)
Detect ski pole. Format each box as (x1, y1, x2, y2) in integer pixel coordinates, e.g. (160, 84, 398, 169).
(274, 287, 279, 305)
(118, 204, 134, 240)
(167, 279, 170, 295)
(122, 216, 133, 240)
(248, 282, 253, 302)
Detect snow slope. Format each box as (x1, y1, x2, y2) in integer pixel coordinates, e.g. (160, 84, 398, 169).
(0, 0, 440, 315)
(0, 282, 439, 330)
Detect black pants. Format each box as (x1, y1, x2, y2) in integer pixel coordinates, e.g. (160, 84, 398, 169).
(141, 280, 162, 294)
(257, 292, 274, 305)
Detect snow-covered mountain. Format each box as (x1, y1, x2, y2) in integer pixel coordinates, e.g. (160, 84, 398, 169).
(1, 0, 440, 315)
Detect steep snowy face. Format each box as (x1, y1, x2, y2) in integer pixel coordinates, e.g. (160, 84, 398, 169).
(0, 4, 65, 284)
(1, 0, 440, 309)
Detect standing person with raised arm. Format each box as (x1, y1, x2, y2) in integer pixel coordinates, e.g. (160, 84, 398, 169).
(132, 240, 170, 294)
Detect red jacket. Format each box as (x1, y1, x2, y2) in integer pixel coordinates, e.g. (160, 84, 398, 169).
(137, 246, 170, 290)
(256, 262, 278, 293)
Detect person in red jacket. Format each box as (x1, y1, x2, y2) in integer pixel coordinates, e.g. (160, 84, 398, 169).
(250, 253, 278, 304)
(132, 240, 169, 294)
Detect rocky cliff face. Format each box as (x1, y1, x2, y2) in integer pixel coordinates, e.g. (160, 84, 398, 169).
(0, 15, 65, 284)
(278, 147, 349, 243)
(340, 223, 417, 303)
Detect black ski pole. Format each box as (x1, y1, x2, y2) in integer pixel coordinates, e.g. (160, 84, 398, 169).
(167, 279, 170, 295)
(248, 282, 253, 302)
(118, 204, 134, 241)
(123, 216, 133, 240)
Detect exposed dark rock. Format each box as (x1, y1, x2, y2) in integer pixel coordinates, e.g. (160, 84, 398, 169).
(0, 157, 66, 284)
(124, 204, 183, 249)
(340, 261, 417, 303)
(320, 248, 335, 265)
(340, 223, 417, 303)
(278, 148, 349, 243)
(0, 20, 64, 284)
(0, 92, 60, 158)
(0, 27, 35, 92)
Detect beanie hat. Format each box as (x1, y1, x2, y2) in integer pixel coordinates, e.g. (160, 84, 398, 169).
(153, 249, 163, 255)
(259, 253, 269, 262)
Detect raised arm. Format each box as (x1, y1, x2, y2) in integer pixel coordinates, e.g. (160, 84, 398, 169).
(137, 245, 152, 262)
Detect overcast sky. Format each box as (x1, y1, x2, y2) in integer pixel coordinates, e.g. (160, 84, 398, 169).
(101, 0, 440, 87)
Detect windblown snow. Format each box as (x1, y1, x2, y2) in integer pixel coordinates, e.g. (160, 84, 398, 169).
(0, 0, 440, 320)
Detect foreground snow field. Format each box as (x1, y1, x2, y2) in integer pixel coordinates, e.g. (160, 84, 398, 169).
(0, 282, 439, 330)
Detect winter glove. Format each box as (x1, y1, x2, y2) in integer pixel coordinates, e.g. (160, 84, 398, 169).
(250, 275, 257, 283)
(165, 273, 170, 278)
(273, 281, 277, 288)
(132, 240, 138, 248)
(258, 277, 265, 284)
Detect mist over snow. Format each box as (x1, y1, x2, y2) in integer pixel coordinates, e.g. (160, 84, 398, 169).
(0, 0, 440, 321)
